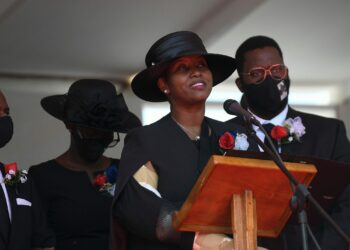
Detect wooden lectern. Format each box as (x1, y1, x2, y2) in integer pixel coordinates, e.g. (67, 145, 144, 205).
(173, 155, 317, 250)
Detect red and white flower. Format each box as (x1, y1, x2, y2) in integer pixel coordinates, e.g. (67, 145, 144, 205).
(219, 131, 249, 153)
(270, 116, 306, 144)
(93, 164, 118, 196)
(3, 162, 28, 186)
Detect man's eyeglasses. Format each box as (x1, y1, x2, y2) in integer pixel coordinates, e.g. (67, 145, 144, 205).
(241, 64, 288, 84)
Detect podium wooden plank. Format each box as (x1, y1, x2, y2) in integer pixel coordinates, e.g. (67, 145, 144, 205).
(232, 190, 257, 250)
(173, 155, 317, 237)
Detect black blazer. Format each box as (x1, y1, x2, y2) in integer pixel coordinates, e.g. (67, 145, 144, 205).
(227, 107, 350, 250)
(0, 163, 54, 250)
(111, 114, 257, 250)
(116, 114, 257, 199)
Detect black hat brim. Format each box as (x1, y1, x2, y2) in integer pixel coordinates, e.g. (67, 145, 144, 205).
(131, 53, 236, 102)
(41, 95, 141, 133)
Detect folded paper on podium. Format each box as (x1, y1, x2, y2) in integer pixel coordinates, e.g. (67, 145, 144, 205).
(173, 155, 317, 238)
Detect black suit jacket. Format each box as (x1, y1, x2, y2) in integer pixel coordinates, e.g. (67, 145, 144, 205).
(228, 107, 350, 162)
(111, 114, 257, 250)
(0, 163, 54, 250)
(227, 106, 350, 250)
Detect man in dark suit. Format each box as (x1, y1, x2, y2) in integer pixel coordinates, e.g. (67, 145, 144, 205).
(0, 90, 54, 250)
(227, 36, 350, 250)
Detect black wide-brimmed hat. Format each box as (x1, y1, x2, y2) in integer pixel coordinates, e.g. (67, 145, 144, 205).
(41, 79, 141, 133)
(131, 31, 237, 102)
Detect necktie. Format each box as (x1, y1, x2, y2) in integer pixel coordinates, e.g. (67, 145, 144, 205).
(262, 123, 279, 152)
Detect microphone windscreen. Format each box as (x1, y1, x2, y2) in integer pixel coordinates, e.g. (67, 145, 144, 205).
(223, 99, 240, 116)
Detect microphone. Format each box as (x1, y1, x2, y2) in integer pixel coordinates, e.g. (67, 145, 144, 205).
(223, 99, 260, 126)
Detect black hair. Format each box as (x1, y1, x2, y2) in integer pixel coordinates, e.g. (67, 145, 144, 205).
(235, 35, 283, 75)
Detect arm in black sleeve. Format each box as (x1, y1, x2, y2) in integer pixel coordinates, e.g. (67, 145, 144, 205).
(320, 120, 350, 249)
(319, 185, 350, 250)
(116, 177, 185, 242)
(113, 128, 194, 247)
(331, 120, 350, 163)
(116, 177, 164, 241)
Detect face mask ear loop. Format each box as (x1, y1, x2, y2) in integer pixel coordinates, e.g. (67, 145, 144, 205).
(76, 128, 84, 140)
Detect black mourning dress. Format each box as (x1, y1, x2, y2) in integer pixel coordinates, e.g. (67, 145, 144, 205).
(29, 159, 119, 250)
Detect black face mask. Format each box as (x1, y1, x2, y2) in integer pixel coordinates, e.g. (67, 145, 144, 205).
(0, 116, 13, 148)
(242, 76, 290, 118)
(73, 131, 113, 163)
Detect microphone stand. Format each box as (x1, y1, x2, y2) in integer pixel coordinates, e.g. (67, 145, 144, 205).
(244, 119, 350, 250)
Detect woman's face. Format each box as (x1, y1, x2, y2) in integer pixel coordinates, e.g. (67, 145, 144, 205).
(158, 55, 213, 105)
(69, 124, 115, 163)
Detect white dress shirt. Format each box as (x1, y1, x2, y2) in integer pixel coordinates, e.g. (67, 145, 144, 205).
(0, 170, 12, 221)
(250, 105, 289, 152)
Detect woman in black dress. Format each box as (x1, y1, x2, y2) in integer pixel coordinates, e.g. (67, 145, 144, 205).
(111, 31, 257, 250)
(29, 79, 141, 250)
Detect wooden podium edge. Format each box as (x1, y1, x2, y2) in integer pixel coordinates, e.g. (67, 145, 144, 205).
(173, 155, 317, 237)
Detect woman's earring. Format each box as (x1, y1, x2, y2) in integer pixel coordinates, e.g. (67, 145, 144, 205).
(164, 89, 169, 94)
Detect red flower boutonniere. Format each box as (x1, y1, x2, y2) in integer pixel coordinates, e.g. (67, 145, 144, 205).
(94, 174, 108, 187)
(218, 131, 249, 154)
(93, 164, 118, 196)
(270, 117, 306, 145)
(219, 132, 235, 150)
(271, 126, 288, 140)
(3, 162, 28, 186)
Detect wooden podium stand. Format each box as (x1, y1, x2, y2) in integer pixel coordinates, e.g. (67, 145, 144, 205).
(173, 155, 317, 250)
